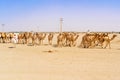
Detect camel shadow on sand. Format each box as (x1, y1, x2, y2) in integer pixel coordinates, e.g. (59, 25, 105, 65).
(42, 50, 58, 53)
(116, 48, 120, 50)
(52, 44, 58, 47)
(8, 46, 16, 48)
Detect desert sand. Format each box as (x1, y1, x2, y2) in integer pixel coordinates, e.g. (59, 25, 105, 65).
(0, 33, 120, 80)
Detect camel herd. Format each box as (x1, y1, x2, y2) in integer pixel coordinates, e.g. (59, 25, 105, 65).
(80, 33, 117, 49)
(57, 32, 79, 47)
(0, 32, 117, 49)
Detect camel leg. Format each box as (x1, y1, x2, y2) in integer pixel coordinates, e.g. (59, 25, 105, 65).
(59, 41, 62, 47)
(100, 42, 104, 48)
(57, 40, 59, 47)
(50, 40, 52, 45)
(108, 43, 111, 49)
(104, 41, 109, 49)
(39, 40, 42, 45)
(108, 41, 111, 49)
(48, 41, 50, 45)
(80, 40, 84, 48)
(48, 40, 51, 45)
(73, 41, 76, 47)
(26, 39, 28, 44)
(32, 39, 34, 46)
(42, 40, 43, 45)
(58, 41, 61, 47)
(48, 40, 50, 45)
(25, 39, 27, 44)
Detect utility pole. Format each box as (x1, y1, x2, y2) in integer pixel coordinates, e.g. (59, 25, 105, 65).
(1, 24, 5, 32)
(37, 26, 39, 32)
(60, 18, 63, 33)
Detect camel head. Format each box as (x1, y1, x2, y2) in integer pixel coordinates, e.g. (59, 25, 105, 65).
(110, 34, 117, 41)
(113, 34, 117, 37)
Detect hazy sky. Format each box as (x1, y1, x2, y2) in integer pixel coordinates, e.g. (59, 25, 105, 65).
(0, 0, 120, 32)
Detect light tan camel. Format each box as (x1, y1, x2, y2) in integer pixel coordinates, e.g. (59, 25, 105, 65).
(65, 33, 79, 47)
(18, 32, 27, 44)
(38, 33, 46, 45)
(48, 33, 54, 45)
(32, 32, 38, 45)
(57, 33, 65, 47)
(98, 34, 117, 49)
(70, 34, 79, 47)
(18, 32, 31, 44)
(18, 32, 24, 44)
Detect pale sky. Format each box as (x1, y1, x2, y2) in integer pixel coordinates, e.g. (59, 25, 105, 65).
(0, 0, 120, 32)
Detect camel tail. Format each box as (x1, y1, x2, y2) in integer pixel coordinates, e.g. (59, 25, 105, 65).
(110, 35, 117, 41)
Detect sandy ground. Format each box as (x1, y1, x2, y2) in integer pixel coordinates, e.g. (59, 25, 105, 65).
(0, 33, 120, 80)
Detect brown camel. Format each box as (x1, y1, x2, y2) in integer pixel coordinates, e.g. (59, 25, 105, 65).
(1, 32, 6, 43)
(80, 32, 117, 49)
(0, 32, 2, 43)
(80, 33, 99, 48)
(18, 32, 28, 44)
(65, 33, 72, 46)
(6, 33, 14, 43)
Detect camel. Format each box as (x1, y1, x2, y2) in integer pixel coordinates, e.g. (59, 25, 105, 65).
(57, 33, 65, 47)
(32, 32, 38, 45)
(5, 33, 10, 43)
(65, 33, 79, 47)
(57, 32, 79, 47)
(98, 34, 117, 49)
(6, 33, 14, 43)
(18, 32, 46, 45)
(0, 32, 2, 43)
(24, 32, 30, 44)
(70, 34, 79, 47)
(80, 32, 117, 49)
(27, 32, 33, 45)
(18, 33, 23, 44)
(1, 32, 6, 43)
(0, 32, 23, 44)
(48, 33, 54, 45)
(65, 33, 72, 46)
(20, 32, 33, 44)
(80, 33, 91, 48)
(38, 33, 46, 45)
(41, 33, 46, 44)
(18, 32, 27, 44)
(80, 33, 100, 48)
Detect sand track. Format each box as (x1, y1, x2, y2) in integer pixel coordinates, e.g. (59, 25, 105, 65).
(0, 33, 120, 80)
